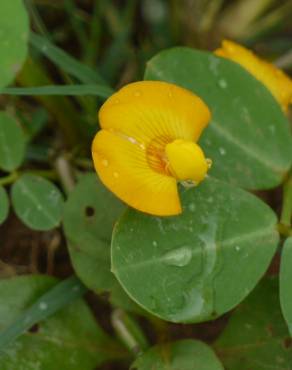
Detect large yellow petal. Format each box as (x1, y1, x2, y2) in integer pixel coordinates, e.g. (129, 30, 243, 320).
(92, 129, 181, 216)
(215, 40, 292, 112)
(98, 81, 211, 146)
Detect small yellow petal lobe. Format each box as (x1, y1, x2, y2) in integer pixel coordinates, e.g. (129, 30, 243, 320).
(165, 140, 209, 183)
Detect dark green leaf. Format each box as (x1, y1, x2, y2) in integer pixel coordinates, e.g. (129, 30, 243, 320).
(0, 1, 29, 87)
(280, 237, 292, 335)
(145, 47, 292, 189)
(11, 174, 64, 231)
(112, 177, 278, 323)
(0, 112, 26, 172)
(0, 275, 125, 370)
(0, 275, 86, 350)
(131, 339, 224, 370)
(0, 186, 9, 225)
(215, 277, 292, 369)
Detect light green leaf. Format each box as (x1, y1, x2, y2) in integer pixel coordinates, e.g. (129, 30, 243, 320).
(0, 275, 125, 370)
(131, 339, 224, 370)
(11, 174, 64, 231)
(0, 84, 113, 98)
(0, 112, 26, 172)
(0, 0, 29, 87)
(215, 277, 292, 369)
(280, 237, 292, 335)
(112, 177, 279, 323)
(63, 173, 139, 312)
(0, 185, 9, 225)
(145, 47, 292, 189)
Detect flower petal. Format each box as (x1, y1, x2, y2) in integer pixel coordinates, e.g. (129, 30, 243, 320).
(92, 129, 181, 216)
(98, 81, 211, 145)
(215, 40, 292, 112)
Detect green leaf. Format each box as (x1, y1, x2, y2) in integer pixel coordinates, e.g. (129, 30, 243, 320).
(0, 185, 9, 225)
(0, 0, 29, 87)
(63, 173, 139, 312)
(0, 275, 86, 350)
(11, 174, 64, 231)
(145, 47, 292, 190)
(0, 84, 113, 98)
(0, 275, 125, 370)
(30, 32, 107, 85)
(280, 237, 292, 335)
(112, 177, 279, 323)
(215, 277, 292, 369)
(0, 112, 26, 172)
(131, 339, 224, 370)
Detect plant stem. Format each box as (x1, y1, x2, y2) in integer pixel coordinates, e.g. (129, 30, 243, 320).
(111, 309, 149, 356)
(0, 170, 57, 187)
(281, 174, 292, 227)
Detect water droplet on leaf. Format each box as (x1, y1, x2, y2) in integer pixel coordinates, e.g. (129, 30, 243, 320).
(162, 246, 192, 267)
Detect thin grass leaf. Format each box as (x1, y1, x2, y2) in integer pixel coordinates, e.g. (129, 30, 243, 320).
(0, 275, 86, 351)
(30, 32, 107, 85)
(0, 84, 114, 98)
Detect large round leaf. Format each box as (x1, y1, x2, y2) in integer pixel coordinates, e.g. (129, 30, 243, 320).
(112, 177, 279, 323)
(0, 275, 122, 370)
(11, 174, 64, 231)
(280, 237, 292, 335)
(0, 185, 9, 225)
(0, 113, 26, 172)
(131, 339, 224, 370)
(63, 173, 139, 312)
(0, 1, 29, 87)
(215, 277, 292, 369)
(145, 48, 292, 190)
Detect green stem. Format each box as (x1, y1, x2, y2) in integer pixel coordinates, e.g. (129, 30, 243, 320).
(0, 172, 18, 186)
(111, 309, 149, 356)
(281, 174, 292, 227)
(0, 170, 57, 187)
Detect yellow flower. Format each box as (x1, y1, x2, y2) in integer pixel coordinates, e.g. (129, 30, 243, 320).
(215, 40, 292, 112)
(92, 81, 211, 216)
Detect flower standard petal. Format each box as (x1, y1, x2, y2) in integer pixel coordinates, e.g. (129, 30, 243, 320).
(99, 80, 211, 145)
(215, 40, 292, 112)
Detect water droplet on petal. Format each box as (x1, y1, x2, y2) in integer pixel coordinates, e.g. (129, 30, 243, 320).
(162, 246, 192, 267)
(113, 172, 119, 178)
(134, 90, 141, 97)
(102, 159, 109, 167)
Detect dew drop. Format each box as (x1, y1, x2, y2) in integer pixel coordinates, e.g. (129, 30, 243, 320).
(162, 246, 192, 267)
(189, 203, 196, 212)
(134, 90, 141, 97)
(235, 245, 240, 251)
(152, 241, 158, 247)
(218, 79, 227, 89)
(101, 159, 109, 167)
(39, 302, 48, 310)
(113, 172, 119, 178)
(219, 147, 226, 155)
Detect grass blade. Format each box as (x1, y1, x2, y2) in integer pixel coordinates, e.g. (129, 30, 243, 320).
(0, 275, 86, 352)
(30, 32, 107, 85)
(1, 85, 114, 98)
